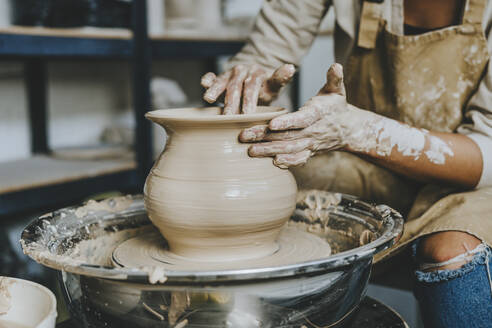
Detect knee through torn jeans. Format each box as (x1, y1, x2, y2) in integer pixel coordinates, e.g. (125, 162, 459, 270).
(412, 241, 492, 328)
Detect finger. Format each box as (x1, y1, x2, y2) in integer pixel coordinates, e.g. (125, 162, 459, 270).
(201, 72, 217, 89)
(269, 107, 321, 130)
(223, 65, 249, 115)
(259, 64, 296, 104)
(248, 138, 314, 157)
(204, 70, 232, 103)
(274, 150, 312, 168)
(268, 64, 296, 92)
(240, 125, 307, 143)
(264, 129, 307, 141)
(318, 63, 345, 96)
(239, 125, 269, 142)
(242, 68, 267, 114)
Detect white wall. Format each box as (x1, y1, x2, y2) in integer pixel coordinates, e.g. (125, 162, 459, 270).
(0, 62, 30, 161)
(48, 61, 132, 149)
(299, 36, 335, 105)
(299, 8, 336, 104)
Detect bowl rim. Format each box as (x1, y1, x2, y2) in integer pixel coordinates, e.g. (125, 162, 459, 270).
(20, 194, 404, 284)
(145, 106, 288, 124)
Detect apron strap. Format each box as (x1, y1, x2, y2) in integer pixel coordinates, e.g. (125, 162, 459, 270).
(463, 0, 486, 25)
(357, 1, 384, 49)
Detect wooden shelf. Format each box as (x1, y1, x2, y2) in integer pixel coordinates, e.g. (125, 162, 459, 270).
(150, 29, 246, 42)
(0, 155, 136, 194)
(0, 155, 138, 216)
(0, 26, 132, 58)
(0, 25, 248, 41)
(0, 26, 132, 39)
(0, 26, 245, 58)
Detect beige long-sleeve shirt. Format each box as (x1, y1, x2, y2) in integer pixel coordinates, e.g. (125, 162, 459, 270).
(228, 0, 492, 187)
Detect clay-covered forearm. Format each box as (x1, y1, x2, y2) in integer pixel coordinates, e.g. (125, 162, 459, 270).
(226, 0, 330, 73)
(351, 127, 483, 189)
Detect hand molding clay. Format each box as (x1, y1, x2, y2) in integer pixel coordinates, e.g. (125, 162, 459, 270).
(144, 107, 298, 261)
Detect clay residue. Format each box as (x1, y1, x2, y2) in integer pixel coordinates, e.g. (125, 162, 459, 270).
(22, 226, 152, 273)
(347, 108, 453, 165)
(0, 278, 12, 315)
(296, 190, 342, 210)
(345, 107, 426, 160)
(375, 119, 426, 158)
(463, 44, 481, 66)
(21, 195, 148, 276)
(351, 115, 426, 159)
(141, 266, 168, 285)
(425, 135, 454, 165)
(75, 196, 133, 218)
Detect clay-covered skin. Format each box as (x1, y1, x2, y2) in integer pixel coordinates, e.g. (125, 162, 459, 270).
(144, 107, 298, 261)
(241, 64, 481, 188)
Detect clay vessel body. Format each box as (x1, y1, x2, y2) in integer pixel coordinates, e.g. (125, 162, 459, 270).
(144, 107, 297, 261)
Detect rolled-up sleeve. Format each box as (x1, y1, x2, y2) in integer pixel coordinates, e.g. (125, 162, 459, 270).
(457, 2, 492, 188)
(226, 0, 330, 72)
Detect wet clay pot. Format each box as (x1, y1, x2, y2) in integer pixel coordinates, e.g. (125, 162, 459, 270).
(144, 107, 297, 261)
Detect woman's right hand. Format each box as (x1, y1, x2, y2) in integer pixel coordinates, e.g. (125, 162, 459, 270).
(201, 63, 296, 115)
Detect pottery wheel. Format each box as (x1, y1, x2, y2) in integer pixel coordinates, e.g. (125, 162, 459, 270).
(112, 226, 332, 271)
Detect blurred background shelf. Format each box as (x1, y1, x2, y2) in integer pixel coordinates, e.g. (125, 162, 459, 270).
(0, 155, 137, 216)
(0, 26, 245, 58)
(0, 26, 132, 58)
(0, 1, 248, 217)
(0, 25, 132, 39)
(0, 155, 135, 194)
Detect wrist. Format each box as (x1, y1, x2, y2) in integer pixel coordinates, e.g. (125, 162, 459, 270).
(339, 106, 382, 156)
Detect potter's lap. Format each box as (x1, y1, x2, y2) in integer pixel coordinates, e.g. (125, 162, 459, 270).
(290, 151, 419, 214)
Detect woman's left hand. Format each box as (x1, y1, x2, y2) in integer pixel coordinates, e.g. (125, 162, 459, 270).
(239, 63, 377, 168)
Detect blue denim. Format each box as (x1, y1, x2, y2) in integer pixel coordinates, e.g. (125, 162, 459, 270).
(412, 241, 492, 328)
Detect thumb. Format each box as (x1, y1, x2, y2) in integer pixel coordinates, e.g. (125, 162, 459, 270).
(318, 63, 345, 96)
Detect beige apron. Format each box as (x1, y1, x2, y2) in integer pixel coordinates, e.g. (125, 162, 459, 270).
(292, 0, 492, 275)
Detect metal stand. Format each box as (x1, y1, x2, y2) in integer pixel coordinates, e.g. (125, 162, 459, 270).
(25, 59, 49, 154)
(131, 0, 153, 186)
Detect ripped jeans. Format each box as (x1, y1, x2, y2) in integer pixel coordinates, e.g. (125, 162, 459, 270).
(413, 242, 492, 328)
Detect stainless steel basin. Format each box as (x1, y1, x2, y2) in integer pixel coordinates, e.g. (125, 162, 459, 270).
(21, 193, 403, 327)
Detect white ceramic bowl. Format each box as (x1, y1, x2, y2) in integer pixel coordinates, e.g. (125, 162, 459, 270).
(0, 277, 57, 328)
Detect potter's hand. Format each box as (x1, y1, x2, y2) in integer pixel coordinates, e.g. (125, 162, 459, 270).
(239, 63, 378, 168)
(201, 64, 295, 115)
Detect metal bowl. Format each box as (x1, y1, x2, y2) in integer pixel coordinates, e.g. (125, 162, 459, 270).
(21, 193, 403, 328)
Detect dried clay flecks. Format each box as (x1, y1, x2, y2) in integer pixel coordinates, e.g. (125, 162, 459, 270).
(425, 135, 454, 165)
(142, 266, 168, 285)
(0, 278, 12, 315)
(347, 109, 453, 165)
